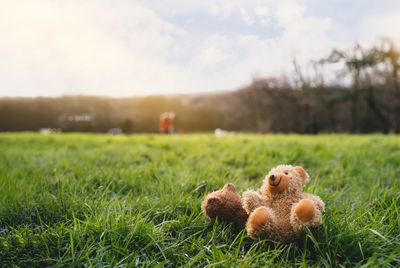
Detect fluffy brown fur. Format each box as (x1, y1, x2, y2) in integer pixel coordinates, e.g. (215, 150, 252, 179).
(201, 165, 325, 242)
(201, 183, 248, 229)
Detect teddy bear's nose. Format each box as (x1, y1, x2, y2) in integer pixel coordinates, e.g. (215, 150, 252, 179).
(270, 174, 275, 181)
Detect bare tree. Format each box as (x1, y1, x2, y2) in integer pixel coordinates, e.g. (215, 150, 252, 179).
(321, 44, 379, 132)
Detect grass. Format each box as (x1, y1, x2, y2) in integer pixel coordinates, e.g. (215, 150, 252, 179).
(0, 133, 399, 267)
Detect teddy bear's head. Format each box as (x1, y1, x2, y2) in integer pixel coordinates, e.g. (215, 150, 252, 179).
(260, 165, 309, 196)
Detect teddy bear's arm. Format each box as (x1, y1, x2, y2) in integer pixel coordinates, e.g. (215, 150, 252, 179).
(301, 193, 325, 212)
(242, 190, 269, 214)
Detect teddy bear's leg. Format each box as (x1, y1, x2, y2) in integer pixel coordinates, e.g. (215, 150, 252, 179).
(246, 206, 276, 239)
(202, 183, 248, 229)
(290, 199, 322, 233)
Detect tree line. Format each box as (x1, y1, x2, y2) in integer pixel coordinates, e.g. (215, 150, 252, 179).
(1, 38, 399, 133)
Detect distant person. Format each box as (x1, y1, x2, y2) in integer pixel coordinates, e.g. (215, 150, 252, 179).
(159, 112, 171, 134)
(159, 112, 177, 134)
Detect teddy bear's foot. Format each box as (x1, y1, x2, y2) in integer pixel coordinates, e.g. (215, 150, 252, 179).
(246, 206, 276, 239)
(295, 199, 315, 223)
(248, 207, 269, 231)
(202, 183, 248, 229)
(291, 199, 322, 232)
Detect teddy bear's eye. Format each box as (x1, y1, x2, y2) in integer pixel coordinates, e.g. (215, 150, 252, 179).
(284, 172, 289, 175)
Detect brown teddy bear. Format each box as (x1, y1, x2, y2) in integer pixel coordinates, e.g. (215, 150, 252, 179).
(202, 165, 325, 242)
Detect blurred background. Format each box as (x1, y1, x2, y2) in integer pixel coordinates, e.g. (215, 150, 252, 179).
(1, 0, 400, 134)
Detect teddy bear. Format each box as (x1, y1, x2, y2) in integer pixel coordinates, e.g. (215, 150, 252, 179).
(201, 183, 249, 229)
(202, 165, 325, 242)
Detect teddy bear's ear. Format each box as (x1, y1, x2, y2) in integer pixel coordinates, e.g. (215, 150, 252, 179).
(294, 166, 309, 182)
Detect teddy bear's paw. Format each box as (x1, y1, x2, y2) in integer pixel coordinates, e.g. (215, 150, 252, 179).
(294, 199, 316, 223)
(291, 199, 323, 232)
(248, 207, 269, 231)
(246, 206, 276, 240)
(247, 206, 275, 232)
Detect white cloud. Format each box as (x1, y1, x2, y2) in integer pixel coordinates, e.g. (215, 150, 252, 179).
(276, 1, 305, 27)
(254, 5, 269, 17)
(0, 0, 399, 97)
(276, 1, 332, 38)
(254, 5, 270, 26)
(359, 11, 400, 45)
(240, 8, 255, 25)
(240, 5, 271, 26)
(0, 0, 202, 96)
(225, 1, 333, 79)
(196, 45, 227, 69)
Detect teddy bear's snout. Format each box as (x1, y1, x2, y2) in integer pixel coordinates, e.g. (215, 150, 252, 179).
(269, 174, 283, 185)
(268, 173, 290, 189)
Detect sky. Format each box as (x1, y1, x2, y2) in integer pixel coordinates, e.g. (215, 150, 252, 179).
(1, 0, 400, 97)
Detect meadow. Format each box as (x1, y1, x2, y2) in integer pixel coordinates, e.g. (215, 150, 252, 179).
(0, 133, 399, 267)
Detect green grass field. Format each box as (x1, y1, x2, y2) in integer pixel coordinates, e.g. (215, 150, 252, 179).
(0, 133, 399, 267)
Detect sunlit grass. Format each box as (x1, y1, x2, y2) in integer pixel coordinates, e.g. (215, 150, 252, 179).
(0, 133, 399, 266)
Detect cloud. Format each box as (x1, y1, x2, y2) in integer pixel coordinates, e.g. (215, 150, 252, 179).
(359, 10, 400, 45)
(240, 8, 255, 25)
(226, 1, 333, 77)
(254, 5, 270, 26)
(239, 5, 271, 26)
(196, 45, 227, 69)
(0, 0, 399, 97)
(0, 0, 202, 96)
